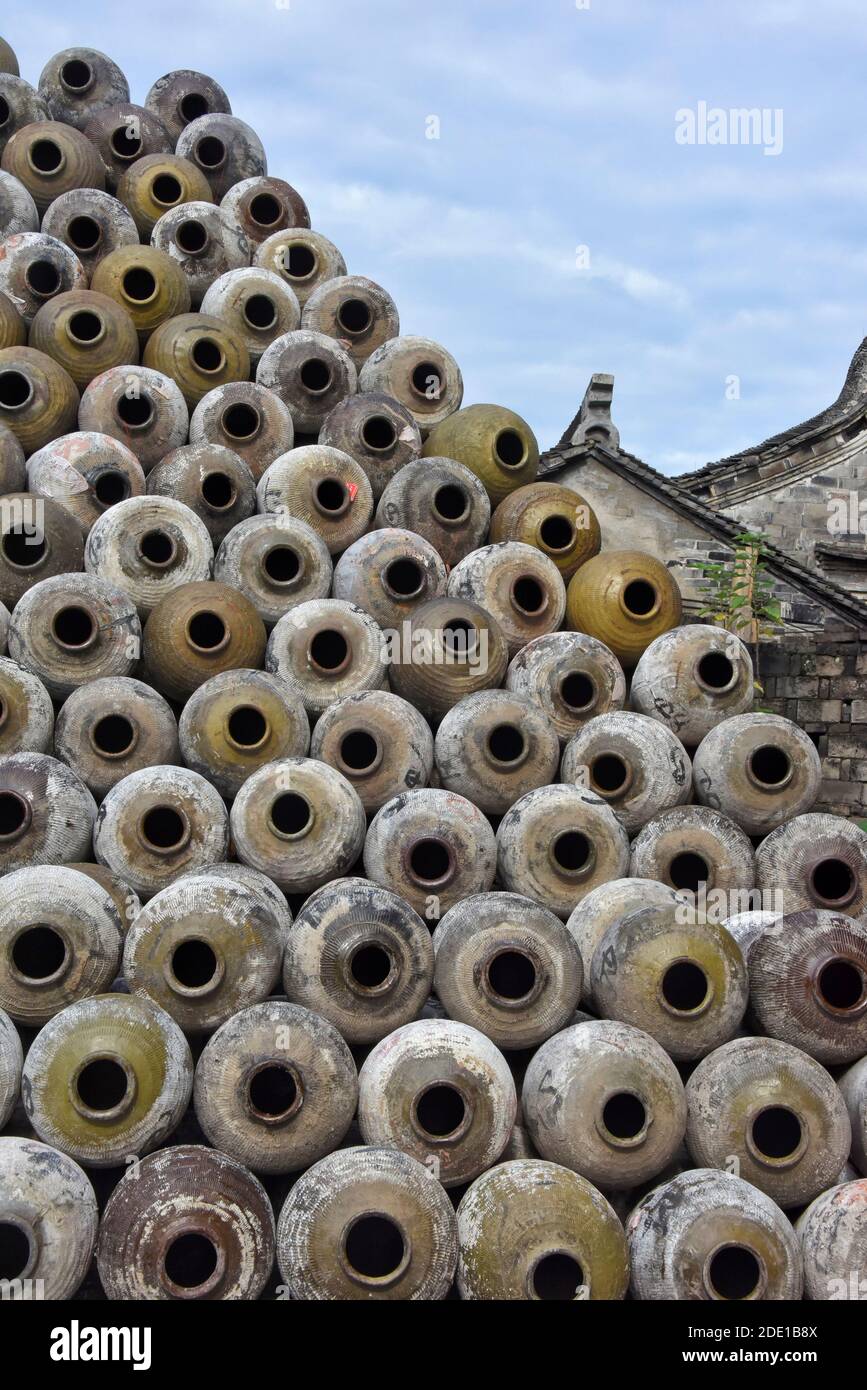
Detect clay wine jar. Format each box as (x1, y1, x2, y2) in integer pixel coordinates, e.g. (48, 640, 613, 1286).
(360, 334, 464, 434)
(796, 1180, 867, 1301)
(142, 311, 250, 410)
(194, 1001, 357, 1174)
(174, 113, 267, 201)
(85, 495, 214, 618)
(357, 1017, 516, 1188)
(220, 174, 310, 245)
(283, 876, 434, 1044)
(0, 493, 84, 609)
(144, 68, 232, 145)
(265, 598, 386, 718)
(433, 891, 583, 1050)
(256, 330, 357, 435)
(388, 596, 509, 720)
(506, 631, 627, 745)
(496, 783, 631, 920)
(0, 864, 122, 1026)
(93, 764, 230, 899)
(201, 266, 300, 368)
(146, 442, 256, 546)
(626, 1168, 803, 1301)
(0, 655, 54, 754)
(320, 390, 421, 500)
(0, 348, 79, 455)
(628, 804, 756, 898)
(29, 289, 139, 391)
(254, 226, 346, 308)
(565, 877, 683, 1000)
(523, 1020, 688, 1189)
(332, 527, 448, 630)
(560, 710, 692, 835)
(375, 455, 491, 566)
(97, 1145, 275, 1301)
(142, 580, 266, 701)
(756, 812, 867, 920)
(421, 402, 538, 501)
(490, 480, 601, 579)
(685, 1036, 852, 1209)
(257, 445, 373, 555)
(277, 1146, 457, 1301)
(448, 541, 567, 657)
(1, 121, 105, 214)
(54, 675, 179, 800)
(78, 364, 189, 472)
(0, 1138, 97, 1298)
(22, 992, 192, 1167)
(630, 623, 754, 746)
(8, 571, 141, 700)
(230, 756, 366, 895)
(178, 667, 310, 799)
(116, 151, 214, 237)
(308, 689, 434, 813)
(457, 1159, 629, 1301)
(214, 513, 332, 627)
(0, 751, 96, 872)
(90, 244, 192, 340)
(301, 274, 399, 367)
(364, 787, 497, 921)
(122, 873, 284, 1034)
(25, 431, 146, 531)
(40, 187, 140, 275)
(749, 908, 867, 1064)
(691, 711, 822, 835)
(589, 899, 749, 1061)
(565, 549, 683, 667)
(434, 690, 560, 815)
(37, 47, 130, 130)
(189, 379, 294, 481)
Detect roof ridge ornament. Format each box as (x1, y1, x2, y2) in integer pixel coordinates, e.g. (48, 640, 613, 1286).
(562, 373, 620, 450)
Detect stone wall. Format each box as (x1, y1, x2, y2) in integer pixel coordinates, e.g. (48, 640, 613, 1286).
(758, 622, 867, 823)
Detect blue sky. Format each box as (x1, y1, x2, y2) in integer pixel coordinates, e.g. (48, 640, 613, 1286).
(6, 0, 867, 472)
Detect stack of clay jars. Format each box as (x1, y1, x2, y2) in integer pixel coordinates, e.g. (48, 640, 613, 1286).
(0, 35, 866, 1304)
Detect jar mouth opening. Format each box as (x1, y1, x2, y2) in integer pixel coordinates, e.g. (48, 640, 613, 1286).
(138, 804, 192, 856)
(745, 1104, 808, 1170)
(339, 1211, 412, 1290)
(493, 427, 526, 470)
(589, 751, 633, 799)
(808, 856, 858, 908)
(260, 544, 302, 587)
(813, 954, 867, 1018)
(404, 835, 455, 889)
(667, 851, 712, 894)
(336, 727, 382, 778)
(50, 603, 98, 652)
(346, 939, 397, 996)
(382, 556, 425, 601)
(596, 1089, 651, 1150)
(481, 945, 541, 1008)
(0, 791, 32, 842)
(165, 936, 225, 998)
(185, 609, 230, 654)
(558, 669, 598, 714)
(159, 1225, 227, 1300)
(224, 703, 271, 752)
(701, 1242, 768, 1302)
(410, 1080, 472, 1144)
(526, 1249, 587, 1302)
(510, 573, 548, 618)
(307, 627, 351, 674)
(549, 829, 596, 880)
(137, 527, 178, 568)
(121, 266, 158, 306)
(694, 648, 739, 695)
(268, 791, 314, 840)
(8, 922, 71, 988)
(432, 482, 471, 526)
(244, 1059, 304, 1124)
(657, 956, 713, 1017)
(746, 743, 793, 792)
(619, 577, 661, 622)
(0, 1215, 37, 1283)
(221, 401, 262, 441)
(361, 414, 397, 453)
(248, 191, 283, 229)
(485, 721, 528, 769)
(537, 513, 576, 553)
(70, 1052, 137, 1123)
(59, 58, 95, 94)
(409, 360, 443, 403)
(90, 712, 139, 760)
